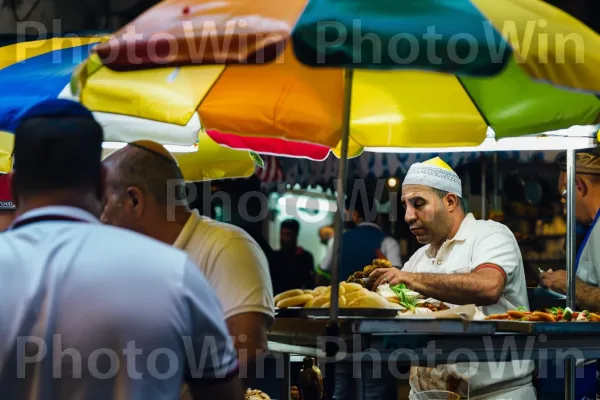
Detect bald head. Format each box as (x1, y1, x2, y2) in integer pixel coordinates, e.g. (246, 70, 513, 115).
(101, 141, 191, 239)
(104, 141, 185, 205)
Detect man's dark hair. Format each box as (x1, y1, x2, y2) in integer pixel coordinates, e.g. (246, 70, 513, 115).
(431, 188, 466, 212)
(345, 193, 376, 221)
(12, 100, 103, 196)
(281, 219, 300, 235)
(106, 144, 186, 205)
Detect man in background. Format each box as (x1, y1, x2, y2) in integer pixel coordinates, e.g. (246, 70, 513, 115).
(0, 100, 242, 400)
(322, 195, 402, 283)
(101, 141, 274, 387)
(272, 219, 315, 294)
(0, 173, 16, 231)
(542, 149, 600, 309)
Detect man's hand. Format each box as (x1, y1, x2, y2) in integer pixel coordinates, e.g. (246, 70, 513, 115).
(369, 267, 412, 289)
(540, 269, 568, 294)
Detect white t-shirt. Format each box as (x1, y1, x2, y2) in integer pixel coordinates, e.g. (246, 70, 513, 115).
(174, 210, 274, 321)
(404, 214, 533, 398)
(0, 206, 237, 399)
(576, 211, 600, 287)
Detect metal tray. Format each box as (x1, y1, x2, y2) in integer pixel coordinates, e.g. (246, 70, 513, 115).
(275, 307, 400, 319)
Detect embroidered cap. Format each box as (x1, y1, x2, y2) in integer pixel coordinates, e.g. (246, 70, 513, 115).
(402, 157, 462, 198)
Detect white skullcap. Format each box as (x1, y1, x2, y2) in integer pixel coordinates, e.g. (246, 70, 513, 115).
(402, 157, 462, 198)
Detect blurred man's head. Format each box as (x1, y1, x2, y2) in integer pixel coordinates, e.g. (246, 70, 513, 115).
(558, 149, 600, 225)
(402, 157, 465, 245)
(280, 219, 300, 250)
(318, 225, 334, 245)
(11, 99, 104, 216)
(101, 140, 188, 240)
(345, 193, 376, 228)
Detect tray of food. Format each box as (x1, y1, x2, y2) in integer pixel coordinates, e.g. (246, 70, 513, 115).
(485, 307, 600, 333)
(485, 307, 600, 322)
(274, 281, 403, 319)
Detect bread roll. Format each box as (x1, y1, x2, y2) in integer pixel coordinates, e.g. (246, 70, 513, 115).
(304, 290, 314, 295)
(342, 282, 363, 293)
(321, 296, 347, 308)
(310, 295, 330, 308)
(345, 288, 369, 303)
(274, 289, 304, 304)
(347, 292, 390, 309)
(304, 298, 315, 308)
(323, 284, 346, 297)
(277, 294, 313, 308)
(313, 286, 328, 296)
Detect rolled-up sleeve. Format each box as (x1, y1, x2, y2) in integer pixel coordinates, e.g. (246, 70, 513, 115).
(469, 225, 519, 284)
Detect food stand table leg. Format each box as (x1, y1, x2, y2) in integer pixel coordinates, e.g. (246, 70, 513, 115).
(565, 149, 577, 400)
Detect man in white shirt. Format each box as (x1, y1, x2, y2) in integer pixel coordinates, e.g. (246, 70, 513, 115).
(101, 140, 274, 383)
(370, 157, 534, 399)
(0, 99, 243, 400)
(541, 149, 600, 310)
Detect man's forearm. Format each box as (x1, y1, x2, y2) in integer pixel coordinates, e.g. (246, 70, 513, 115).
(575, 280, 600, 311)
(406, 272, 501, 306)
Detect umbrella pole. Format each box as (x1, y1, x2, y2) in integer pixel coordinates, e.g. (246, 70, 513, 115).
(565, 149, 576, 400)
(481, 156, 487, 220)
(329, 69, 354, 324)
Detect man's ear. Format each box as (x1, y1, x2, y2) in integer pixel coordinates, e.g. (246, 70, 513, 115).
(576, 177, 588, 197)
(446, 193, 459, 212)
(126, 186, 145, 219)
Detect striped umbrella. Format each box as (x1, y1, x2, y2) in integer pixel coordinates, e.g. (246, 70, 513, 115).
(75, 47, 600, 160)
(0, 37, 256, 180)
(93, 0, 600, 93)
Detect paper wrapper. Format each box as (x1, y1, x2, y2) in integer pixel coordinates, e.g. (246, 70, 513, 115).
(396, 304, 478, 321)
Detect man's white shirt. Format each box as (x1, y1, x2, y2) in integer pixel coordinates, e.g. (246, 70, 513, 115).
(403, 214, 534, 398)
(0, 206, 237, 399)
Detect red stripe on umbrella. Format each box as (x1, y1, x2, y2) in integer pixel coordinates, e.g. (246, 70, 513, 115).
(206, 129, 331, 161)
